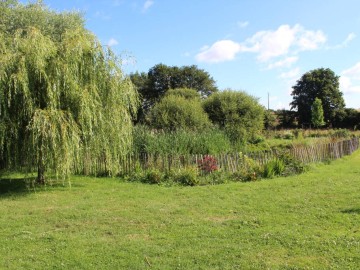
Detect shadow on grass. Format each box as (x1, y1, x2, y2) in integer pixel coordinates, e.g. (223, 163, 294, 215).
(341, 208, 360, 215)
(0, 175, 80, 198)
(0, 177, 36, 198)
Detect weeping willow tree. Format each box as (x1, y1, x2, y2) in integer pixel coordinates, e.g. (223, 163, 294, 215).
(0, 1, 138, 183)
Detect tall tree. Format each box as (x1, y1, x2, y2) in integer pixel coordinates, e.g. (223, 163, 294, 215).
(130, 64, 218, 121)
(0, 1, 138, 182)
(290, 68, 345, 127)
(311, 98, 325, 128)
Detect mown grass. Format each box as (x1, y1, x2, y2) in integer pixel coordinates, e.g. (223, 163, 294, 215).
(1, 151, 360, 269)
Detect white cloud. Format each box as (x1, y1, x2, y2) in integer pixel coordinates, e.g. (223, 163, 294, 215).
(195, 40, 242, 63)
(344, 33, 356, 45)
(340, 62, 360, 94)
(107, 38, 119, 47)
(279, 67, 300, 80)
(342, 62, 360, 77)
(296, 28, 327, 51)
(195, 24, 326, 64)
(237, 21, 249, 29)
(328, 32, 356, 49)
(267, 56, 299, 69)
(248, 24, 299, 62)
(246, 24, 326, 62)
(142, 0, 154, 12)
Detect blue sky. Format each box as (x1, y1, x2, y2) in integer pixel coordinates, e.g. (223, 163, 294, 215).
(33, 0, 360, 109)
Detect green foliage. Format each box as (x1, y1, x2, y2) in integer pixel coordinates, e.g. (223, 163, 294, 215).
(165, 88, 201, 100)
(173, 166, 199, 186)
(311, 98, 326, 128)
(264, 110, 278, 130)
(0, 1, 138, 182)
(330, 129, 351, 139)
(148, 94, 211, 131)
(283, 132, 295, 140)
(249, 135, 266, 144)
(337, 108, 360, 129)
(278, 152, 308, 176)
(201, 170, 229, 185)
(262, 162, 275, 179)
(273, 130, 296, 140)
(142, 169, 164, 184)
(203, 89, 265, 145)
(292, 129, 304, 140)
(132, 125, 232, 155)
(130, 64, 218, 121)
(275, 109, 298, 128)
(291, 68, 345, 127)
(262, 158, 285, 178)
(229, 154, 262, 182)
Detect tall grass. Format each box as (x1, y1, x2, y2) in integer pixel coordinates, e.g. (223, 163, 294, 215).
(132, 126, 359, 157)
(132, 125, 232, 155)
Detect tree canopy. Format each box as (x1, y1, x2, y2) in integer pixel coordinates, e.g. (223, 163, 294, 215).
(130, 64, 218, 121)
(290, 68, 345, 127)
(164, 87, 201, 100)
(148, 88, 211, 131)
(0, 1, 138, 182)
(203, 90, 265, 144)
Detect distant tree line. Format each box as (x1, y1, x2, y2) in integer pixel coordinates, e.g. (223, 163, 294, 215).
(266, 68, 359, 130)
(132, 66, 360, 132)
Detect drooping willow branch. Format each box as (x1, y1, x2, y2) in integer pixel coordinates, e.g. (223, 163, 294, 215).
(0, 1, 139, 182)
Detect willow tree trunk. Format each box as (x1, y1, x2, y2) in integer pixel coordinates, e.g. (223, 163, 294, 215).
(37, 147, 45, 184)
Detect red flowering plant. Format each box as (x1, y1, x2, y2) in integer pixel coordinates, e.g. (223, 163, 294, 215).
(197, 155, 218, 174)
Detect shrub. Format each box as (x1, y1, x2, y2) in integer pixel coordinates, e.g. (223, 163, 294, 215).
(203, 90, 265, 145)
(148, 94, 211, 131)
(274, 158, 285, 175)
(293, 129, 303, 140)
(201, 170, 228, 185)
(263, 158, 285, 178)
(229, 154, 262, 182)
(142, 169, 163, 184)
(277, 152, 308, 176)
(174, 166, 199, 186)
(263, 162, 275, 178)
(283, 132, 295, 140)
(197, 155, 218, 174)
(249, 135, 266, 144)
(330, 129, 350, 139)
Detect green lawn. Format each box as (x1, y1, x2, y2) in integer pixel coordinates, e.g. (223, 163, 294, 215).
(1, 152, 360, 269)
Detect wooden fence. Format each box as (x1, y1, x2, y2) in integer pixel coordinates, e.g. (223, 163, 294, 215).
(111, 137, 359, 175)
(289, 137, 359, 164)
(1, 138, 358, 176)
